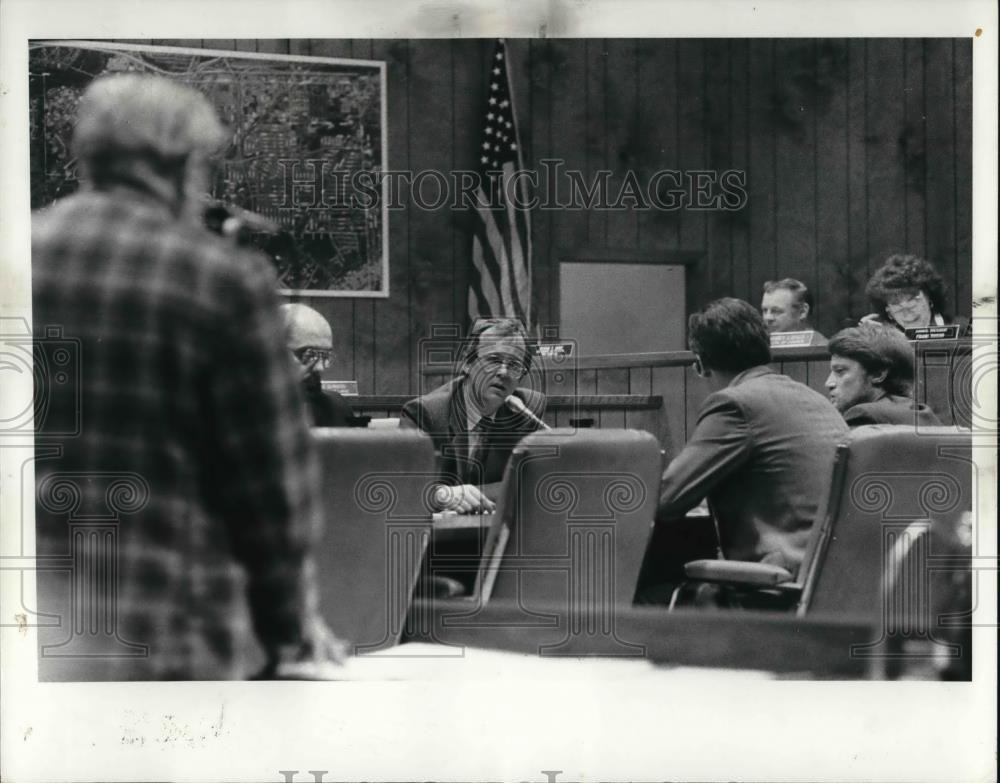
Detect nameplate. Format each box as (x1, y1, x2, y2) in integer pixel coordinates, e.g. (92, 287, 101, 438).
(537, 343, 575, 358)
(769, 331, 816, 348)
(321, 380, 359, 396)
(906, 325, 959, 341)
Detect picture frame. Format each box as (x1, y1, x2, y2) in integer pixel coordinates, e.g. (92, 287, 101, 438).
(28, 39, 390, 297)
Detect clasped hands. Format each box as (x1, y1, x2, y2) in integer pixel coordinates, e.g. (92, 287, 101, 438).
(433, 483, 496, 514)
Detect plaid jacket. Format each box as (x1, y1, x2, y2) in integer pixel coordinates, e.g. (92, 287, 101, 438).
(32, 183, 321, 680)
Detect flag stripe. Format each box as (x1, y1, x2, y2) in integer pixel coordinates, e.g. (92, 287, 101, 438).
(470, 233, 502, 316)
(467, 38, 532, 329)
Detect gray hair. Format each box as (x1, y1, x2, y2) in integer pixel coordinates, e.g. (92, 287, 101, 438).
(72, 73, 227, 184)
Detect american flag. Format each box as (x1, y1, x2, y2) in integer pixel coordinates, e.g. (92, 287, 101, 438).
(467, 38, 532, 328)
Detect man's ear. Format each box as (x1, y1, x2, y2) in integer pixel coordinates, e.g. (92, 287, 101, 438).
(870, 367, 889, 387)
(798, 302, 811, 322)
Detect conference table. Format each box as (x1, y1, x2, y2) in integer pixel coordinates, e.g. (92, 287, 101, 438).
(432, 510, 494, 531)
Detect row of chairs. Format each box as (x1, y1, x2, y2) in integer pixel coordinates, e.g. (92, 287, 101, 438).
(312, 425, 975, 675)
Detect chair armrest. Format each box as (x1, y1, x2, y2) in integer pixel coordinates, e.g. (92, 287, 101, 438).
(684, 559, 794, 586)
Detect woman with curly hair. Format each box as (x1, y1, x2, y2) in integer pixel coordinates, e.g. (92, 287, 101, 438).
(861, 254, 969, 334)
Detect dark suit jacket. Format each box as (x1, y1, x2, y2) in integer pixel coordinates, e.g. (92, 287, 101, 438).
(658, 366, 849, 574)
(400, 379, 547, 501)
(843, 394, 942, 428)
(302, 373, 355, 427)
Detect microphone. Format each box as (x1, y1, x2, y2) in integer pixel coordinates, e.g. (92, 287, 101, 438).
(505, 394, 551, 430)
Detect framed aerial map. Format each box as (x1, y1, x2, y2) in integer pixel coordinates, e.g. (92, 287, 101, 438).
(28, 40, 389, 297)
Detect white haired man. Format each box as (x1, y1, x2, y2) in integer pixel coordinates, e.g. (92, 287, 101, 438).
(32, 74, 343, 679)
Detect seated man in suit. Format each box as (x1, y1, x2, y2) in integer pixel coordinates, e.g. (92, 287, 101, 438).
(401, 317, 546, 514)
(826, 323, 942, 427)
(760, 278, 827, 344)
(282, 303, 355, 427)
(639, 298, 848, 601)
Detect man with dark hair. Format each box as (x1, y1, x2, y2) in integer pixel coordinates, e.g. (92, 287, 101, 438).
(401, 317, 546, 514)
(644, 299, 847, 589)
(32, 74, 343, 679)
(760, 278, 826, 343)
(826, 324, 942, 427)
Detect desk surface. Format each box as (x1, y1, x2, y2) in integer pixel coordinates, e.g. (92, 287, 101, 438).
(432, 511, 494, 531)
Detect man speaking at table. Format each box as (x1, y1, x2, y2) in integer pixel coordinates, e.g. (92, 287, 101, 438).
(401, 317, 546, 515)
(639, 298, 847, 603)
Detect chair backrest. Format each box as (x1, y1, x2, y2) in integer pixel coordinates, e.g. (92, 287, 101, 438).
(914, 340, 974, 427)
(311, 428, 437, 653)
(479, 429, 662, 615)
(799, 425, 973, 622)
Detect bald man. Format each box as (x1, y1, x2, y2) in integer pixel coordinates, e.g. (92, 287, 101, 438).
(282, 303, 355, 427)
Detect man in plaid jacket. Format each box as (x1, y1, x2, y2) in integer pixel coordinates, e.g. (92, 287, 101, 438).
(32, 73, 341, 680)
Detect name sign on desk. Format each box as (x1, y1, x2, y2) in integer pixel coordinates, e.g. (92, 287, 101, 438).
(321, 379, 359, 396)
(537, 342, 575, 359)
(770, 331, 817, 348)
(906, 325, 959, 341)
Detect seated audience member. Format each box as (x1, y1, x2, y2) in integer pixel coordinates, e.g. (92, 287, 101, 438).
(861, 254, 970, 334)
(645, 298, 848, 593)
(826, 324, 942, 427)
(401, 317, 546, 514)
(282, 303, 354, 427)
(760, 278, 826, 344)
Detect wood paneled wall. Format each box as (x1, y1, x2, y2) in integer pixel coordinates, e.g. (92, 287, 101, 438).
(143, 38, 973, 396)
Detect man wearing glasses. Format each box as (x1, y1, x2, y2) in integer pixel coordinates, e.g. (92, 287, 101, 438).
(282, 303, 355, 427)
(401, 317, 546, 514)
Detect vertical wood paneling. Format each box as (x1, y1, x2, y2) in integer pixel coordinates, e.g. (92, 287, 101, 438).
(651, 366, 684, 459)
(846, 39, 870, 321)
(636, 39, 680, 255)
(676, 40, 707, 310)
(626, 366, 653, 435)
(595, 368, 629, 428)
(952, 40, 973, 315)
(145, 38, 971, 397)
(729, 40, 751, 304)
(351, 40, 377, 393)
(372, 39, 412, 394)
(865, 40, 907, 275)
(605, 39, 639, 252)
(528, 39, 555, 332)
(903, 39, 927, 261)
(705, 40, 733, 301)
(924, 39, 957, 317)
(548, 39, 589, 334)
(773, 40, 818, 312)
(255, 40, 289, 55)
(814, 39, 851, 336)
(747, 40, 778, 310)
(407, 39, 458, 388)
(585, 39, 609, 247)
(450, 40, 484, 357)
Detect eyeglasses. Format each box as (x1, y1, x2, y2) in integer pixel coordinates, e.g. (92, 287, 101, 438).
(294, 347, 333, 371)
(481, 354, 528, 378)
(885, 291, 928, 316)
